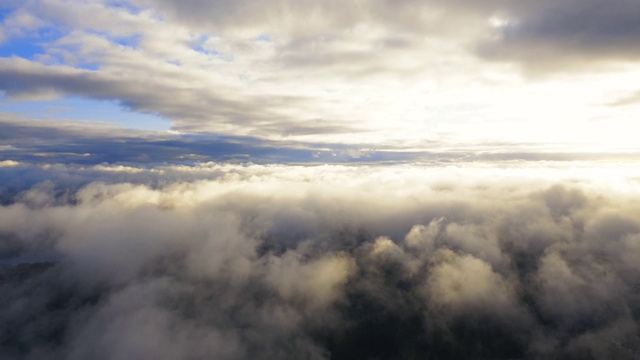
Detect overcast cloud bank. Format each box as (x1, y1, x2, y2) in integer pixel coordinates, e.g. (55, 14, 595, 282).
(3, 0, 640, 149)
(1, 163, 640, 359)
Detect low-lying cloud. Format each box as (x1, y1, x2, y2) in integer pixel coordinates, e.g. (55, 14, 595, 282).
(1, 162, 640, 359)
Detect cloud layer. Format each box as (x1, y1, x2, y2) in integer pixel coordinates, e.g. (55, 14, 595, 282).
(2, 163, 640, 359)
(3, 2, 640, 358)
(2, 0, 640, 149)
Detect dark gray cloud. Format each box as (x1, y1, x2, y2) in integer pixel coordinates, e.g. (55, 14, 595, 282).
(0, 114, 379, 166)
(476, 0, 640, 73)
(140, 0, 640, 73)
(1, 164, 640, 359)
(3, 115, 640, 170)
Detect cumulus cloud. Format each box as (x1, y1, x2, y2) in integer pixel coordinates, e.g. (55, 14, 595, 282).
(1, 162, 640, 359)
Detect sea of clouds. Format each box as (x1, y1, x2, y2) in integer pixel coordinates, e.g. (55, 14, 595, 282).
(1, 161, 640, 359)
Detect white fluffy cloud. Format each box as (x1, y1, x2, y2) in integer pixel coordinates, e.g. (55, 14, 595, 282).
(2, 162, 640, 358)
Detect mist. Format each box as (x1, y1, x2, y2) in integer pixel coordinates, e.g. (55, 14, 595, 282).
(0, 161, 639, 359)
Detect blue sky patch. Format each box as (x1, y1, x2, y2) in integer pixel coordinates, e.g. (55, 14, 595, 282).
(1, 96, 171, 131)
(191, 36, 223, 57)
(0, 40, 43, 59)
(0, 8, 13, 21)
(110, 33, 143, 49)
(255, 35, 273, 43)
(0, 25, 65, 60)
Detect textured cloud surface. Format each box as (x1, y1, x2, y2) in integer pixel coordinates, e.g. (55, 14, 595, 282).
(3, 1, 640, 358)
(2, 0, 640, 151)
(2, 162, 640, 359)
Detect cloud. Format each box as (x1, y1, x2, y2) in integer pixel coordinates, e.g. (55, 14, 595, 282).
(476, 0, 640, 73)
(5, 114, 640, 167)
(3, 0, 640, 152)
(0, 0, 484, 143)
(1, 162, 640, 359)
(609, 90, 640, 107)
(0, 1, 368, 139)
(3, 2, 640, 355)
(0, 114, 386, 164)
(0, 57, 344, 138)
(139, 0, 640, 74)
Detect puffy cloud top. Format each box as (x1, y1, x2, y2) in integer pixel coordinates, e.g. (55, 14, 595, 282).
(2, 162, 640, 359)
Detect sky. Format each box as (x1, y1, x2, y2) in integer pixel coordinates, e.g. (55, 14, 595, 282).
(2, 1, 640, 359)
(2, 0, 640, 163)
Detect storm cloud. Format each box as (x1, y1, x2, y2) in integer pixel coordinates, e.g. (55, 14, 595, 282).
(1, 163, 640, 359)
